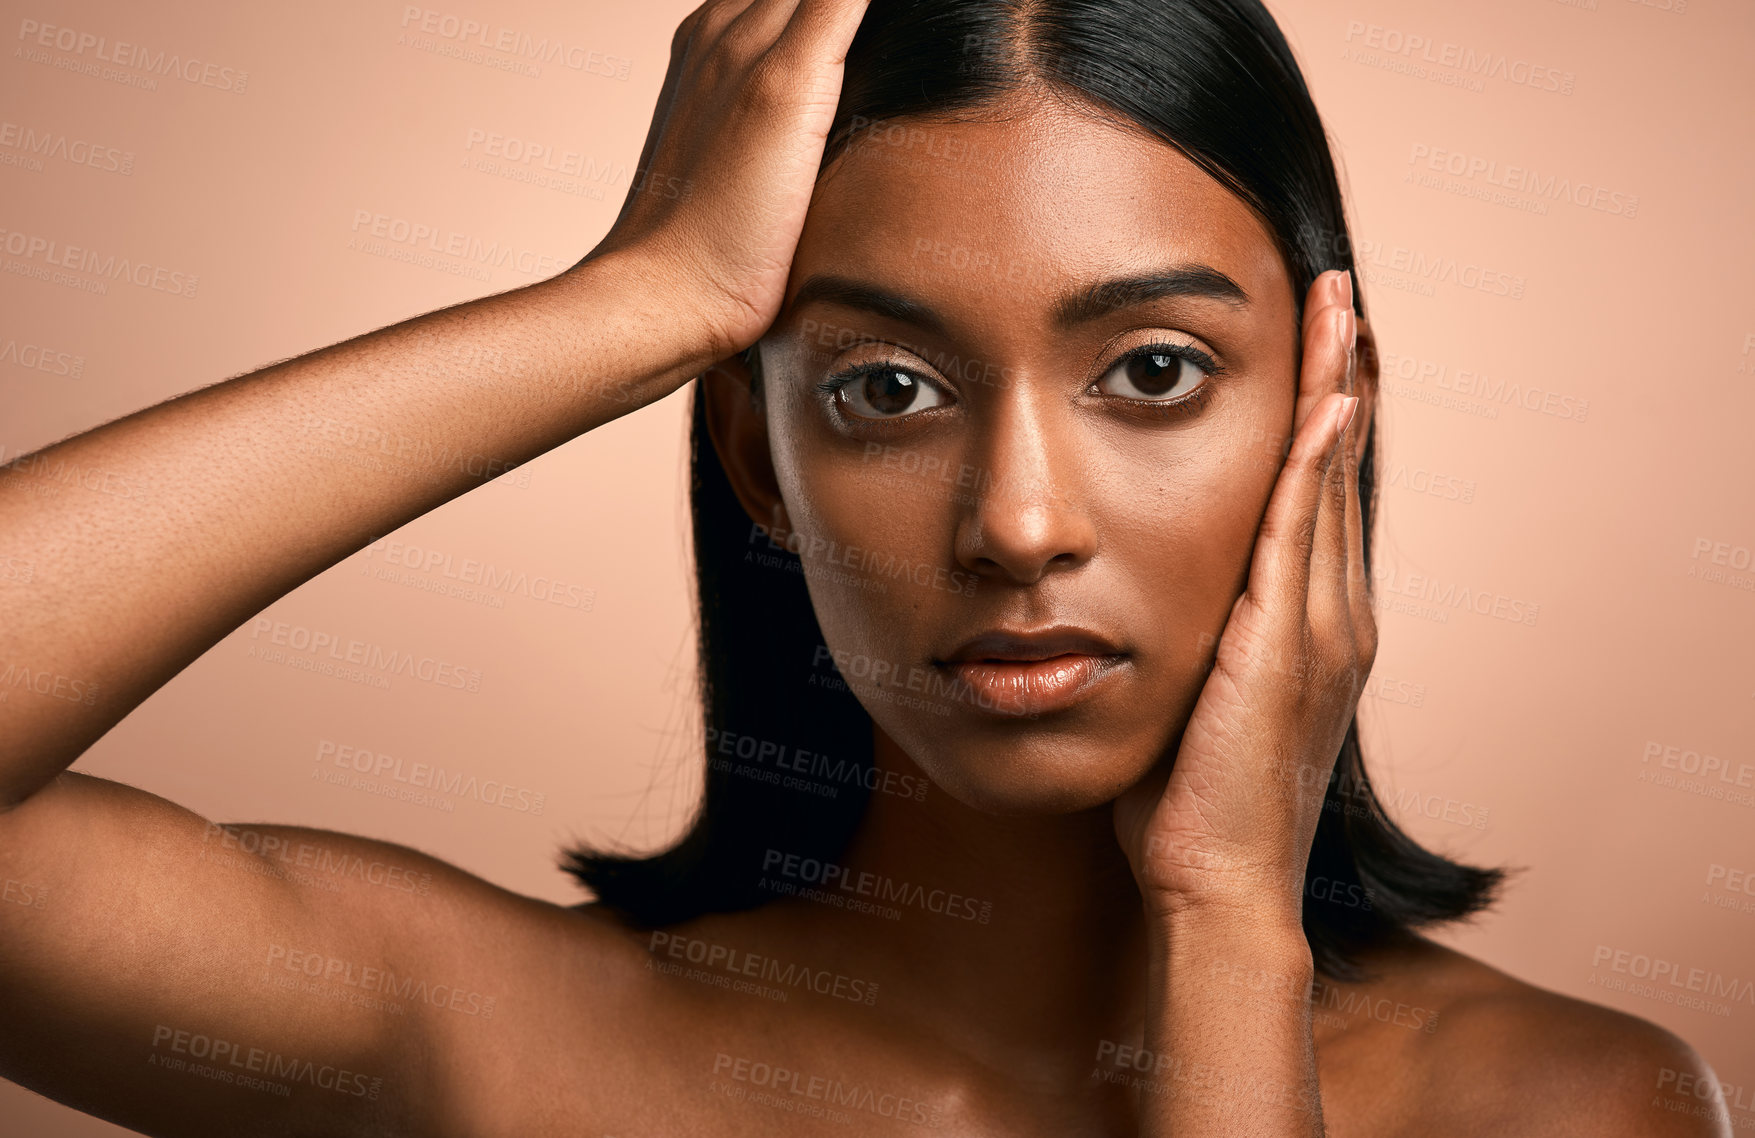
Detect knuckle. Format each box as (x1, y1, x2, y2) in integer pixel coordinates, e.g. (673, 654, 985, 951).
(1327, 464, 1348, 506)
(701, 0, 745, 28)
(1293, 507, 1320, 551)
(690, 5, 749, 63)
(671, 12, 700, 53)
(689, 2, 736, 46)
(742, 49, 793, 103)
(1357, 622, 1380, 670)
(717, 20, 771, 64)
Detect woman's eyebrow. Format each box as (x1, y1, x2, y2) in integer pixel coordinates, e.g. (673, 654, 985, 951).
(785, 275, 949, 336)
(785, 264, 1250, 336)
(1058, 264, 1251, 324)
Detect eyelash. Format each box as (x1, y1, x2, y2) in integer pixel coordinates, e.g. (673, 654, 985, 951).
(813, 341, 1226, 421)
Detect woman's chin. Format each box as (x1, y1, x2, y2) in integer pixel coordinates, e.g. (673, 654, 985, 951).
(897, 737, 1163, 818)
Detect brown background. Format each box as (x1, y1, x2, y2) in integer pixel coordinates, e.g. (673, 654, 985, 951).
(3, 0, 1752, 1130)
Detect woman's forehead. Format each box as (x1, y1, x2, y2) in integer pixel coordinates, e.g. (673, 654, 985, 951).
(794, 96, 1288, 314)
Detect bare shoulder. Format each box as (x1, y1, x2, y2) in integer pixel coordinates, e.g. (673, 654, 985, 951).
(0, 770, 651, 1136)
(1323, 934, 1733, 1138)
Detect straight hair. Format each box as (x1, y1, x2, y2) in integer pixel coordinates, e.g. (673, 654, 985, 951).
(564, 0, 1504, 980)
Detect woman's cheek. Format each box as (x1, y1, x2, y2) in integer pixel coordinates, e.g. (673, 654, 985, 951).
(784, 468, 932, 633)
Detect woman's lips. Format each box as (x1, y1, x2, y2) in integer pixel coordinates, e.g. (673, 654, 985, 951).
(936, 653, 1128, 717)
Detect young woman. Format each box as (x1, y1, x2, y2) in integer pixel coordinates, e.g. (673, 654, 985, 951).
(0, 0, 1727, 1134)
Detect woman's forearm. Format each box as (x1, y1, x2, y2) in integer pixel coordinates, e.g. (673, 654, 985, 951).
(0, 250, 718, 808)
(1141, 906, 1324, 1136)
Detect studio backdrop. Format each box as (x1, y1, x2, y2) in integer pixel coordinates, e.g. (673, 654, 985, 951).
(2, 0, 1750, 1131)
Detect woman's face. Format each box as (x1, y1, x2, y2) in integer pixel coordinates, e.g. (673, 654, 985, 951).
(712, 90, 1330, 816)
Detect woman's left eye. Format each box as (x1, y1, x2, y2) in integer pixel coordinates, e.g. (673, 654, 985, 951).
(1094, 346, 1213, 402)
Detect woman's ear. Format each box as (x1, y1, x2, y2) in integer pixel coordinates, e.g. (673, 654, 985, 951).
(701, 347, 791, 538)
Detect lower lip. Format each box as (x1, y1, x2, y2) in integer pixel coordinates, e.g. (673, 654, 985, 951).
(936, 654, 1127, 717)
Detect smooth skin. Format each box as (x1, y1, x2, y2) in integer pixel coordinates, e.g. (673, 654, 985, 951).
(0, 0, 1729, 1134)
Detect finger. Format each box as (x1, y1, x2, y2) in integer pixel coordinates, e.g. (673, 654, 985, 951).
(720, 0, 805, 55)
(767, 0, 873, 72)
(1247, 389, 1352, 629)
(1246, 274, 1349, 627)
(1309, 307, 1358, 640)
(1292, 270, 1348, 437)
(1343, 386, 1377, 670)
(624, 3, 726, 213)
(692, 0, 764, 48)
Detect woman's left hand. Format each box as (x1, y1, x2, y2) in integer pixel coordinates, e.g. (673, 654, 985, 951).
(1113, 267, 1375, 933)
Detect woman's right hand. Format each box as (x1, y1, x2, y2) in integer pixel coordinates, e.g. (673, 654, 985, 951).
(587, 0, 872, 362)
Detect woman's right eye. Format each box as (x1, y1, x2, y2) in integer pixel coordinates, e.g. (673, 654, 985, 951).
(824, 365, 950, 420)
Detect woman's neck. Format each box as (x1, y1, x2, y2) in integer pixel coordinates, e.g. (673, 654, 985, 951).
(786, 725, 1157, 1065)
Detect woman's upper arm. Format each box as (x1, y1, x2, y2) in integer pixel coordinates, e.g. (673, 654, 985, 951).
(0, 770, 518, 1137)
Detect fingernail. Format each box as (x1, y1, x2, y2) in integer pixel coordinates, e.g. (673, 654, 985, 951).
(1338, 268, 1354, 309)
(1337, 395, 1359, 436)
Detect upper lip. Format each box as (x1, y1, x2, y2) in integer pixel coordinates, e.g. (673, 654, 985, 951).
(939, 626, 1125, 664)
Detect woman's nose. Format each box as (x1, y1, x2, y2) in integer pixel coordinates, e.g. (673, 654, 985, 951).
(951, 398, 1098, 586)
